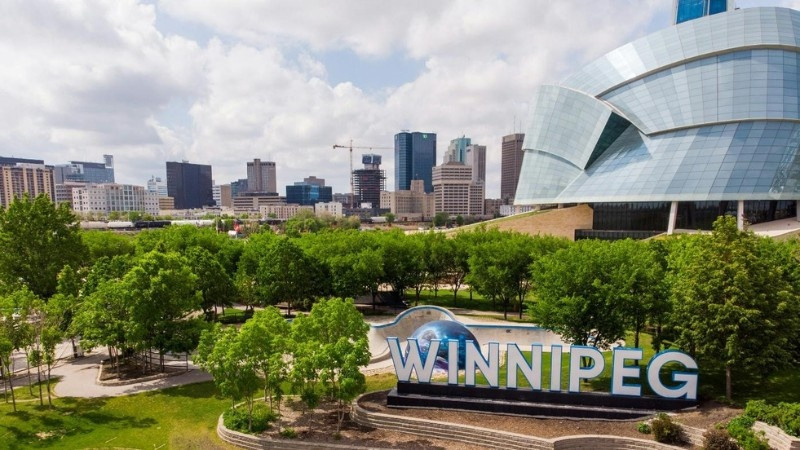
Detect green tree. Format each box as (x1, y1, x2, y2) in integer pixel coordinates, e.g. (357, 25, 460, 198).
(424, 233, 453, 298)
(380, 232, 423, 302)
(73, 279, 129, 374)
(448, 232, 475, 306)
(433, 212, 448, 227)
(186, 247, 235, 320)
(196, 324, 261, 431)
(257, 239, 329, 315)
(0, 288, 37, 411)
(384, 213, 395, 225)
(0, 194, 87, 298)
(238, 307, 291, 419)
(668, 216, 800, 401)
(531, 239, 630, 349)
(124, 251, 201, 372)
(81, 230, 135, 261)
(455, 215, 464, 226)
(290, 298, 370, 432)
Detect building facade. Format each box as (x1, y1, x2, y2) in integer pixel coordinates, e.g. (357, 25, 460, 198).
(444, 136, 471, 163)
(72, 184, 159, 216)
(380, 179, 434, 221)
(260, 204, 314, 220)
(432, 161, 484, 216)
(54, 156, 114, 184)
(674, 0, 732, 24)
(166, 161, 214, 209)
(465, 144, 486, 183)
(232, 192, 285, 213)
(516, 7, 800, 237)
(286, 181, 333, 206)
(501, 133, 525, 203)
(315, 201, 344, 218)
(395, 131, 436, 193)
(0, 162, 55, 209)
(146, 175, 168, 197)
(55, 182, 86, 207)
(247, 159, 277, 193)
(353, 154, 385, 208)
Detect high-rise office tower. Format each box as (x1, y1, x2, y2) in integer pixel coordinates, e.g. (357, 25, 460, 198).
(674, 0, 732, 24)
(0, 159, 55, 209)
(53, 156, 115, 184)
(501, 133, 525, 203)
(165, 161, 214, 209)
(395, 131, 437, 193)
(444, 136, 471, 164)
(465, 144, 486, 183)
(146, 175, 168, 197)
(432, 161, 484, 216)
(353, 154, 385, 208)
(246, 159, 277, 193)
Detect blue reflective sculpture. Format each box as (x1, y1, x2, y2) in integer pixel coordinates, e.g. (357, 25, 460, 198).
(408, 320, 479, 371)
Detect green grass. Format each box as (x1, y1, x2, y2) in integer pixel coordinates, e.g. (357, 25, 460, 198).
(406, 288, 531, 315)
(0, 372, 398, 449)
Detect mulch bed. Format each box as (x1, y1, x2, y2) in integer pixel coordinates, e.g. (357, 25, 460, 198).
(98, 360, 183, 382)
(358, 391, 742, 444)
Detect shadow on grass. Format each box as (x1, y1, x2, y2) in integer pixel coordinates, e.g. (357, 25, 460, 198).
(145, 380, 224, 401)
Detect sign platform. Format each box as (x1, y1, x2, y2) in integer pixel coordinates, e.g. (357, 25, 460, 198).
(387, 382, 698, 420)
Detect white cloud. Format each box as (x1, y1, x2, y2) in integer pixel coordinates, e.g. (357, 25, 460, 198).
(11, 0, 770, 198)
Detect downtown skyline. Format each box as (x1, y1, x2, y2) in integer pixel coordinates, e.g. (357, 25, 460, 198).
(0, 0, 795, 198)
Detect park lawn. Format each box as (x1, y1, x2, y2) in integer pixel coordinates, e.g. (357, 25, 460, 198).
(0, 374, 399, 449)
(406, 288, 533, 315)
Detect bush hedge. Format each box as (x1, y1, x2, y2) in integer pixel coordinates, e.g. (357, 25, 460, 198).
(223, 404, 277, 433)
(650, 413, 685, 445)
(745, 399, 800, 437)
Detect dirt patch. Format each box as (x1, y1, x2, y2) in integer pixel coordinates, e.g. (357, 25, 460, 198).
(98, 360, 183, 382)
(359, 391, 740, 443)
(256, 398, 487, 449)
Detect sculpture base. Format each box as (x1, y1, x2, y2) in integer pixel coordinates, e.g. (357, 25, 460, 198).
(387, 382, 697, 420)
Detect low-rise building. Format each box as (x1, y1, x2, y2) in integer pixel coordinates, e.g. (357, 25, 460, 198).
(260, 204, 313, 220)
(380, 179, 434, 222)
(72, 184, 159, 216)
(315, 201, 343, 218)
(432, 161, 484, 216)
(233, 192, 286, 213)
(158, 196, 175, 211)
(484, 198, 503, 217)
(55, 182, 87, 207)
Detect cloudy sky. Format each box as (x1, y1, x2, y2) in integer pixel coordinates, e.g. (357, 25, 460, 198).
(1, 0, 797, 198)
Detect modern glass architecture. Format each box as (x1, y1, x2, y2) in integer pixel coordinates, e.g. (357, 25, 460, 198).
(286, 181, 333, 206)
(53, 155, 115, 184)
(395, 131, 437, 193)
(516, 7, 800, 236)
(674, 0, 731, 24)
(165, 161, 214, 209)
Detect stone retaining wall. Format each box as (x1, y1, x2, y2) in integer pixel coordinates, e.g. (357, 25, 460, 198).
(216, 415, 366, 450)
(753, 421, 800, 450)
(351, 400, 682, 450)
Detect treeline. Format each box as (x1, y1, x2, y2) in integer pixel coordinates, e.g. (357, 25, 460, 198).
(2, 195, 800, 403)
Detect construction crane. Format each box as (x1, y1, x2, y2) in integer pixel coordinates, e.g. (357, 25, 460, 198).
(333, 140, 392, 208)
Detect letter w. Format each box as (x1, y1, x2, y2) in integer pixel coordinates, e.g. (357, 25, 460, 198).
(388, 337, 440, 383)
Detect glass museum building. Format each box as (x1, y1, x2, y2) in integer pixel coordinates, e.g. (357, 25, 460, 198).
(515, 7, 800, 239)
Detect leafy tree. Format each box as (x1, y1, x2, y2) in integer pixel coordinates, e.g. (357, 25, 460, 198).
(668, 216, 800, 401)
(186, 247, 235, 320)
(424, 233, 453, 298)
(0, 194, 87, 298)
(124, 251, 201, 371)
(380, 232, 423, 302)
(531, 239, 631, 349)
(81, 230, 135, 261)
(290, 298, 370, 432)
(238, 307, 291, 420)
(73, 279, 130, 374)
(455, 215, 464, 226)
(257, 238, 329, 315)
(0, 288, 37, 411)
(433, 212, 449, 227)
(196, 324, 261, 431)
(384, 212, 395, 225)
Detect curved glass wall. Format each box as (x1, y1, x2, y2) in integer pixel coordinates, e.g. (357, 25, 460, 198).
(603, 49, 800, 134)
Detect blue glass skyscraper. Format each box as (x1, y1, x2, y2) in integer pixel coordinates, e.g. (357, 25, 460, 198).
(394, 131, 436, 193)
(674, 0, 731, 24)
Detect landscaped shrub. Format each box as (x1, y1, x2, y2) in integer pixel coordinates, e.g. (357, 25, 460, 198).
(651, 413, 685, 445)
(702, 427, 738, 450)
(637, 422, 651, 434)
(726, 416, 770, 450)
(744, 399, 800, 437)
(279, 427, 297, 439)
(223, 404, 277, 433)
